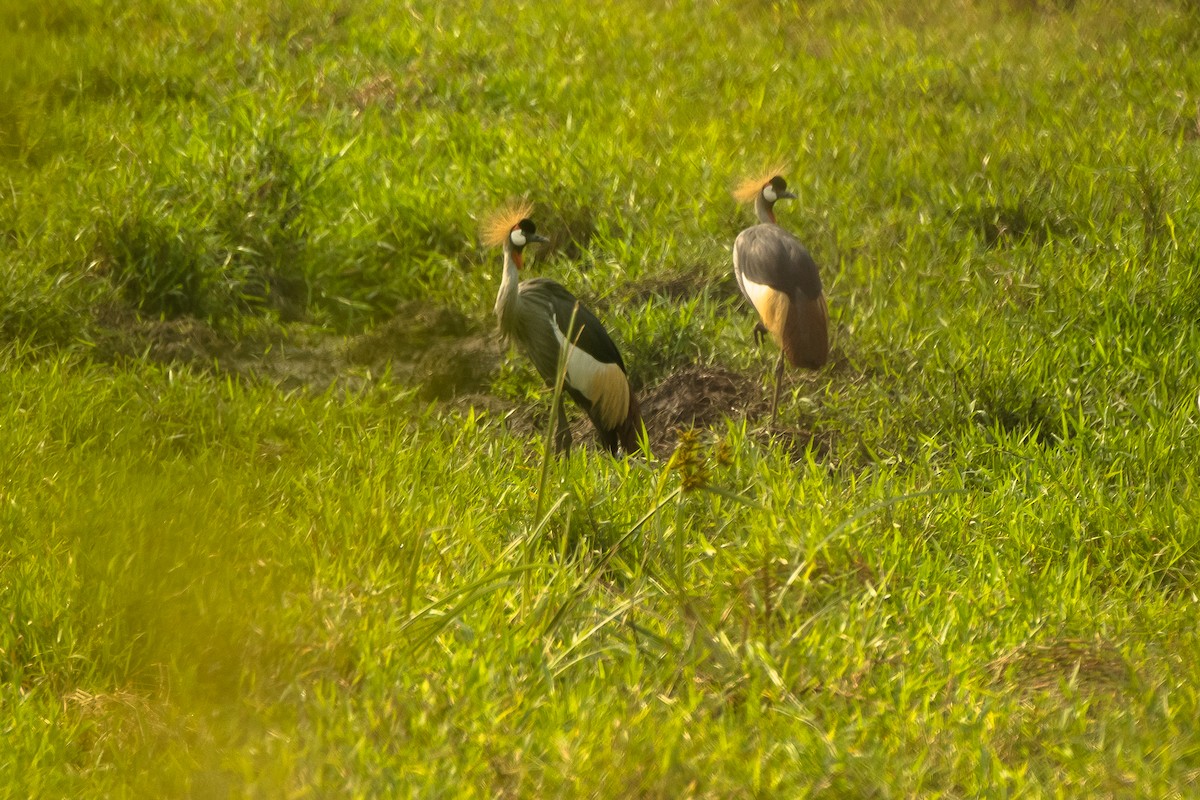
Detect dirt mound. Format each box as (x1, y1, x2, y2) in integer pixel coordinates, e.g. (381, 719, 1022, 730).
(640, 364, 766, 440)
(452, 363, 765, 455)
(637, 363, 829, 458)
(469, 362, 830, 459)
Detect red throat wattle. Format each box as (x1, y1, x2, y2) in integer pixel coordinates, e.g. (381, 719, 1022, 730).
(513, 250, 524, 270)
(767, 208, 777, 224)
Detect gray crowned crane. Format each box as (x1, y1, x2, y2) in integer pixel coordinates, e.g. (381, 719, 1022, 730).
(485, 202, 643, 456)
(732, 170, 829, 423)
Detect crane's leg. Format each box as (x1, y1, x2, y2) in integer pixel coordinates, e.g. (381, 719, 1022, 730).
(753, 322, 768, 347)
(769, 349, 786, 426)
(554, 403, 572, 454)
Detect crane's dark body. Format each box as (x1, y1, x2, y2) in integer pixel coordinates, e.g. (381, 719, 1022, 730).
(503, 278, 637, 454)
(494, 222, 641, 455)
(733, 224, 828, 370)
(732, 178, 829, 420)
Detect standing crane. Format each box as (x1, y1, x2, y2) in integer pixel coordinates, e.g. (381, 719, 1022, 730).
(732, 169, 829, 423)
(485, 202, 643, 456)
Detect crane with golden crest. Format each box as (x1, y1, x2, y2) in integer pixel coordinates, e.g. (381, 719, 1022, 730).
(732, 168, 829, 423)
(485, 202, 643, 455)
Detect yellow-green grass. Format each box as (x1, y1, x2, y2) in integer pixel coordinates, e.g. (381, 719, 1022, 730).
(2, 0, 1199, 796)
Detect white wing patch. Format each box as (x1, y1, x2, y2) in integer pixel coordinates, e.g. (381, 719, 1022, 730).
(549, 316, 630, 429)
(732, 239, 748, 300)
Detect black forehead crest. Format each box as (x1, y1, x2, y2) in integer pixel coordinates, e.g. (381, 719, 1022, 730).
(769, 176, 788, 192)
(517, 218, 537, 235)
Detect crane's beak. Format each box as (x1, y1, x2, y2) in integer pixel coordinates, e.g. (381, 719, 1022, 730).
(530, 233, 550, 244)
(779, 189, 798, 200)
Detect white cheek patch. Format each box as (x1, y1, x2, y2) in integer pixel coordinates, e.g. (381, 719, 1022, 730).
(762, 184, 777, 203)
(510, 228, 527, 247)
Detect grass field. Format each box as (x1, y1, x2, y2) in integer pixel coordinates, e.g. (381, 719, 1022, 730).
(3, 0, 1200, 796)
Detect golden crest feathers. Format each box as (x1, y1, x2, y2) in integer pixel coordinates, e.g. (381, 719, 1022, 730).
(732, 164, 790, 204)
(481, 200, 534, 247)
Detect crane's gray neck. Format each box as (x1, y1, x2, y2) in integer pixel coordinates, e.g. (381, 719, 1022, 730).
(754, 193, 777, 225)
(494, 243, 520, 336)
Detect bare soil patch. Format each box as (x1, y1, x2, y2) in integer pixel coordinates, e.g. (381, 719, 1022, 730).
(93, 301, 830, 460)
(616, 270, 743, 307)
(988, 637, 1134, 698)
(345, 303, 500, 399)
(95, 301, 500, 398)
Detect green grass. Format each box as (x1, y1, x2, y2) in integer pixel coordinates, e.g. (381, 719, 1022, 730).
(3, 0, 1200, 796)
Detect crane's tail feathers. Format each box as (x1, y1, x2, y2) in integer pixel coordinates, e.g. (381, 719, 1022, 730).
(616, 387, 646, 457)
(780, 292, 829, 370)
(587, 380, 645, 458)
(588, 363, 631, 430)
